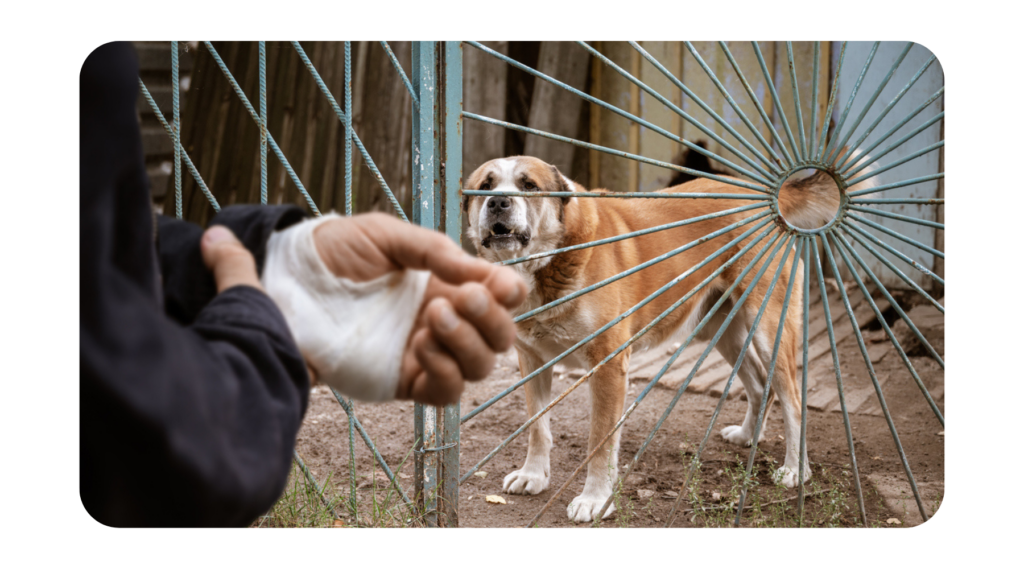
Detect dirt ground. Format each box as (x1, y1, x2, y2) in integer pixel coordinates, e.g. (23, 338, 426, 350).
(292, 291, 944, 528)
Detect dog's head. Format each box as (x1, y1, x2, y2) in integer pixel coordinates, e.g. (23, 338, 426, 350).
(463, 156, 575, 263)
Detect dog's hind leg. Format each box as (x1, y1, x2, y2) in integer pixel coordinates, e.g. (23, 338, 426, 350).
(566, 340, 630, 523)
(503, 345, 554, 495)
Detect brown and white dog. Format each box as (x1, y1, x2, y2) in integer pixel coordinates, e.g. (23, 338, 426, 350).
(464, 156, 867, 522)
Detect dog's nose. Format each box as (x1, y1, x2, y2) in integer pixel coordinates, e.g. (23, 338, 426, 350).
(488, 197, 511, 213)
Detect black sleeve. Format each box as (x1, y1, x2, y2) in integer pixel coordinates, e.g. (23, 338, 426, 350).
(158, 205, 307, 326)
(80, 42, 310, 527)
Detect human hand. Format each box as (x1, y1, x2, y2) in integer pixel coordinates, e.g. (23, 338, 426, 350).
(312, 213, 527, 406)
(202, 225, 318, 382)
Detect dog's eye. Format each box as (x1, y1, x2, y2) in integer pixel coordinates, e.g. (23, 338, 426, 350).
(523, 181, 536, 190)
(480, 182, 491, 190)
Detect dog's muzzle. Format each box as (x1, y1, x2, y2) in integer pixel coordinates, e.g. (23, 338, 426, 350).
(480, 197, 530, 249)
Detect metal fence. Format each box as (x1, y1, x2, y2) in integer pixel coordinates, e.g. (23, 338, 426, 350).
(143, 41, 943, 527)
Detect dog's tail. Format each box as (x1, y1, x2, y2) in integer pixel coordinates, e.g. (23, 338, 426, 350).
(777, 148, 877, 230)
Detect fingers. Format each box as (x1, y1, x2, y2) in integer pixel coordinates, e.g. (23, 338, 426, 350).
(201, 226, 263, 293)
(406, 329, 465, 407)
(450, 283, 517, 352)
(422, 296, 497, 381)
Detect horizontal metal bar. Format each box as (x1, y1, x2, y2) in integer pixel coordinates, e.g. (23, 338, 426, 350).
(460, 215, 774, 424)
(463, 189, 769, 200)
(291, 41, 409, 222)
(462, 112, 770, 193)
(821, 233, 929, 522)
(844, 220, 944, 284)
(501, 203, 769, 266)
(851, 198, 944, 205)
(720, 41, 796, 168)
(841, 225, 943, 313)
(203, 41, 320, 215)
(466, 41, 772, 191)
(514, 213, 773, 323)
(826, 42, 913, 166)
(848, 172, 945, 197)
(530, 230, 788, 526)
(846, 140, 944, 187)
(833, 55, 937, 168)
(379, 41, 419, 105)
(638, 39, 782, 176)
(841, 91, 944, 179)
(330, 388, 414, 510)
(823, 42, 880, 162)
(463, 227, 782, 484)
(848, 205, 943, 230)
(583, 40, 778, 183)
(138, 78, 220, 211)
(832, 231, 944, 372)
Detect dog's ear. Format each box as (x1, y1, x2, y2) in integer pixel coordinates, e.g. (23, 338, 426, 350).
(550, 165, 572, 204)
(461, 190, 470, 214)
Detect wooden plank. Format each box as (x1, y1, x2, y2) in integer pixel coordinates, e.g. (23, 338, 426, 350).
(637, 42, 682, 192)
(463, 41, 508, 171)
(523, 42, 590, 176)
(595, 41, 636, 192)
(832, 42, 942, 289)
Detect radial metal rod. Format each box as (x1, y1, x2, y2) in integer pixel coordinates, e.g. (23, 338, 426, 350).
(462, 227, 780, 482)
(752, 41, 801, 165)
(577, 39, 774, 182)
(785, 42, 808, 161)
(466, 41, 772, 190)
(843, 170, 946, 197)
(848, 205, 944, 230)
(733, 237, 804, 525)
(826, 42, 913, 166)
(501, 203, 769, 266)
(629, 41, 783, 176)
(822, 233, 929, 522)
(460, 215, 770, 423)
(841, 226, 943, 313)
(811, 239, 868, 525)
(464, 112, 770, 193)
(719, 41, 796, 168)
(841, 92, 944, 178)
(844, 221, 944, 285)
(833, 55, 937, 169)
(823, 42, 880, 162)
(835, 229, 946, 376)
(814, 41, 847, 162)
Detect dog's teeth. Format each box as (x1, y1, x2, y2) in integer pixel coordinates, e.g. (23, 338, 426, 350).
(490, 230, 495, 236)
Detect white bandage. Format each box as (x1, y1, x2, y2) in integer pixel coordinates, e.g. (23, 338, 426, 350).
(261, 213, 430, 402)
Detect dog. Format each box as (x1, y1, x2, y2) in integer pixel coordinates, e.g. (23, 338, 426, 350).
(463, 155, 868, 522)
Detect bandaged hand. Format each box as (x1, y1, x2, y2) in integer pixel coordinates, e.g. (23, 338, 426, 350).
(262, 212, 526, 407)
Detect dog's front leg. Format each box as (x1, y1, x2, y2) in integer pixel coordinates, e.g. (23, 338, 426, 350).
(567, 344, 629, 523)
(503, 346, 554, 495)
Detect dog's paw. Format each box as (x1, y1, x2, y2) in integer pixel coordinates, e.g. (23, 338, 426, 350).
(503, 468, 549, 495)
(567, 492, 616, 523)
(773, 465, 811, 488)
(720, 425, 754, 447)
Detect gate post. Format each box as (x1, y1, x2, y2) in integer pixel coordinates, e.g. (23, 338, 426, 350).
(412, 41, 463, 527)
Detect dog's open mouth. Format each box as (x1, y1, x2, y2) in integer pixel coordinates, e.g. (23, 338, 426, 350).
(482, 222, 530, 249)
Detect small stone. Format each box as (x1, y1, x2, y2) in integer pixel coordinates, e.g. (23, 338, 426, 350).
(886, 518, 902, 525)
(474, 471, 488, 479)
(485, 495, 506, 505)
(711, 491, 722, 502)
(637, 489, 656, 500)
(663, 490, 679, 498)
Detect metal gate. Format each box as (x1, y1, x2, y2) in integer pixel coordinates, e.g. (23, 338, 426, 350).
(144, 41, 943, 527)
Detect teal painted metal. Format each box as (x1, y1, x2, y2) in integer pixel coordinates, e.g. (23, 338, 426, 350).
(720, 41, 796, 168)
(785, 42, 808, 161)
(171, 42, 182, 219)
(259, 42, 267, 205)
(138, 79, 219, 211)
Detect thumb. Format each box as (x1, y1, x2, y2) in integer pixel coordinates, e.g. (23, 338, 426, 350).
(201, 225, 263, 293)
